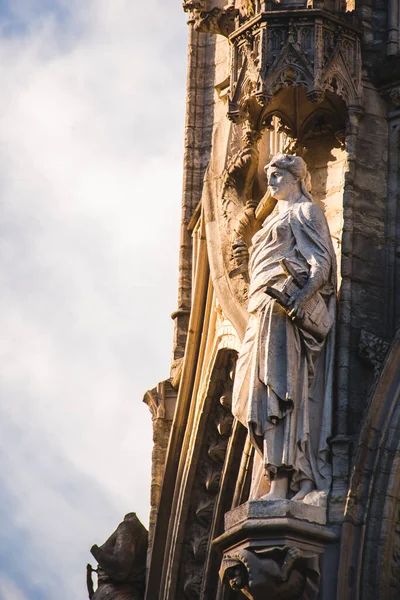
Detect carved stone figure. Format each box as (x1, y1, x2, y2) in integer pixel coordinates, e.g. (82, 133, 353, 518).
(87, 513, 148, 600)
(220, 545, 320, 600)
(182, 1, 238, 37)
(232, 153, 336, 502)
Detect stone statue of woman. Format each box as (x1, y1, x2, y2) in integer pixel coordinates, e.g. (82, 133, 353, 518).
(232, 153, 336, 502)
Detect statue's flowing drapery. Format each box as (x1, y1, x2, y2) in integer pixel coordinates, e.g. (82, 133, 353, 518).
(232, 198, 336, 493)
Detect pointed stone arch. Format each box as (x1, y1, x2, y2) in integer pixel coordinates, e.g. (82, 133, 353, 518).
(337, 329, 400, 599)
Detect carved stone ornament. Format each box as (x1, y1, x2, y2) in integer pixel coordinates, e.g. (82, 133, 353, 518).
(182, 0, 238, 38)
(182, 2, 362, 127)
(179, 354, 236, 599)
(87, 513, 148, 600)
(203, 120, 259, 338)
(219, 545, 320, 600)
(228, 12, 362, 124)
(214, 499, 335, 600)
(358, 328, 390, 376)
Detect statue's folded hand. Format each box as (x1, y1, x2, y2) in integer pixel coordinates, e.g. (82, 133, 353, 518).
(287, 289, 308, 321)
(232, 238, 249, 264)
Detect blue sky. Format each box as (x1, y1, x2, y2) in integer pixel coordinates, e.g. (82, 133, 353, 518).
(0, 1, 187, 598)
(0, 1, 76, 42)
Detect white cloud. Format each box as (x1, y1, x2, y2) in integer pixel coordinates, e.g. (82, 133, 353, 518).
(0, 1, 187, 597)
(0, 575, 28, 600)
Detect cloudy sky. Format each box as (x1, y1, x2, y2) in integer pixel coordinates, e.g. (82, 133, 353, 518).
(0, 1, 187, 598)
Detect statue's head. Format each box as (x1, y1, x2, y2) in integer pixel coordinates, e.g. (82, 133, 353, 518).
(124, 512, 138, 522)
(264, 154, 311, 202)
(225, 564, 247, 592)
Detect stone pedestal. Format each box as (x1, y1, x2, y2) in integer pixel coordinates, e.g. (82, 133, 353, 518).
(214, 500, 337, 600)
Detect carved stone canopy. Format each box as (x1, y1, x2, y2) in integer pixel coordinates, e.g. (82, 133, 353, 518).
(183, 2, 362, 128)
(227, 9, 362, 126)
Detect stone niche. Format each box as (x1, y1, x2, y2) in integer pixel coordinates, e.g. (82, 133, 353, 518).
(251, 86, 347, 280)
(202, 83, 348, 600)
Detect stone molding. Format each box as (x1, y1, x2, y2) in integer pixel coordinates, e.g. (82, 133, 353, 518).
(178, 352, 236, 599)
(144, 228, 210, 600)
(225, 499, 327, 529)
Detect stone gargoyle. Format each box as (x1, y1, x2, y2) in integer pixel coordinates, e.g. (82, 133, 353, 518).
(87, 512, 148, 600)
(219, 545, 320, 600)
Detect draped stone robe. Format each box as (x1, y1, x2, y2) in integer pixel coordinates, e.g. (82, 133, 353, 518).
(232, 197, 336, 493)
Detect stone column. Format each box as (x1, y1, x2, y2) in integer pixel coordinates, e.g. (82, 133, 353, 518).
(171, 25, 216, 379)
(143, 381, 177, 570)
(388, 0, 399, 57)
(329, 106, 364, 523)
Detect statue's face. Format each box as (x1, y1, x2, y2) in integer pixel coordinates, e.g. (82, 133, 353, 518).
(266, 166, 299, 200)
(229, 567, 245, 591)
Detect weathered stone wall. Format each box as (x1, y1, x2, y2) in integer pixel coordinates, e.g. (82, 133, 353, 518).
(306, 138, 347, 284)
(346, 87, 389, 438)
(171, 28, 216, 373)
